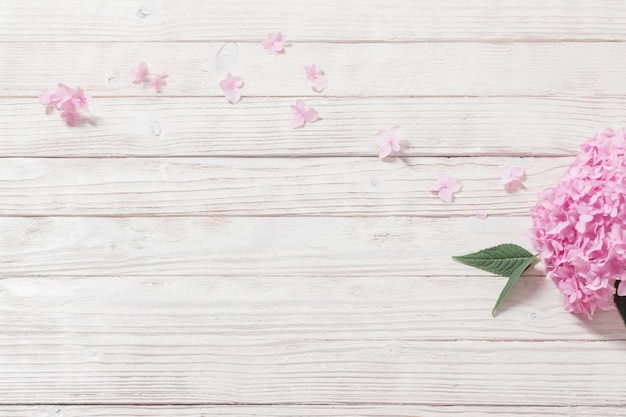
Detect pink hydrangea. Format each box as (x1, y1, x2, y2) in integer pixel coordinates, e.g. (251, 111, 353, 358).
(530, 128, 626, 318)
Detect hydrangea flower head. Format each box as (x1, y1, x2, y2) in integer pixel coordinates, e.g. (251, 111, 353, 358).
(530, 128, 626, 318)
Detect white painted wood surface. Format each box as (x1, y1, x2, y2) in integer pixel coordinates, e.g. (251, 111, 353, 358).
(1, 1, 626, 415)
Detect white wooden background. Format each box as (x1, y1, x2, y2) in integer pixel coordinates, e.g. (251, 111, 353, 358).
(1, 1, 626, 416)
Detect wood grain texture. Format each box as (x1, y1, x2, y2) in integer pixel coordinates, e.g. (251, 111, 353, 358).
(0, 156, 567, 216)
(1, 276, 623, 342)
(4, 97, 624, 157)
(2, 0, 626, 42)
(5, 42, 626, 97)
(3, 0, 626, 414)
(1, 337, 625, 405)
(3, 405, 625, 417)
(0, 216, 540, 277)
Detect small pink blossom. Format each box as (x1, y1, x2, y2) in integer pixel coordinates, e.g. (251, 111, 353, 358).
(39, 83, 73, 109)
(151, 73, 168, 93)
(476, 210, 488, 220)
(262, 32, 286, 54)
(131, 63, 167, 93)
(39, 83, 90, 126)
(219, 73, 244, 104)
(38, 90, 54, 106)
(304, 64, 327, 92)
(375, 126, 402, 159)
(132, 62, 148, 83)
(498, 166, 526, 188)
(70, 87, 89, 112)
(290, 99, 319, 129)
(431, 172, 462, 203)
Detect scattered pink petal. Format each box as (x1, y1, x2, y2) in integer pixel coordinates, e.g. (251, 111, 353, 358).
(70, 86, 89, 112)
(498, 166, 525, 188)
(38, 89, 54, 106)
(304, 64, 327, 92)
(39, 83, 90, 126)
(132, 62, 148, 83)
(619, 281, 626, 297)
(431, 172, 463, 203)
(290, 99, 319, 129)
(132, 63, 167, 93)
(151, 73, 168, 93)
(219, 73, 244, 104)
(375, 126, 402, 158)
(46, 83, 74, 110)
(475, 210, 488, 220)
(262, 32, 286, 55)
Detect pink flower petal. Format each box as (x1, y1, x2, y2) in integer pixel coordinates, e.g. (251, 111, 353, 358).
(70, 87, 89, 112)
(51, 83, 74, 109)
(224, 88, 242, 104)
(618, 281, 626, 297)
(231, 76, 244, 88)
(40, 83, 90, 127)
(60, 108, 80, 126)
(447, 177, 463, 193)
(304, 65, 316, 78)
(38, 90, 53, 105)
(303, 108, 319, 123)
(305, 64, 328, 92)
(262, 32, 286, 54)
(498, 166, 525, 187)
(375, 126, 402, 159)
(476, 210, 488, 220)
(291, 113, 305, 129)
(511, 166, 525, 178)
(311, 76, 328, 92)
(430, 172, 449, 191)
(431, 172, 462, 203)
(132, 62, 148, 83)
(294, 99, 306, 112)
(290, 100, 318, 128)
(378, 143, 392, 159)
(151, 73, 167, 93)
(220, 73, 244, 104)
(438, 188, 454, 204)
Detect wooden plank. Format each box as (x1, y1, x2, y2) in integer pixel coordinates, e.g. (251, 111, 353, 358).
(2, 405, 624, 417)
(5, 42, 626, 98)
(4, 96, 621, 157)
(1, 276, 623, 342)
(2, 0, 626, 42)
(0, 216, 541, 277)
(0, 156, 568, 216)
(0, 337, 624, 405)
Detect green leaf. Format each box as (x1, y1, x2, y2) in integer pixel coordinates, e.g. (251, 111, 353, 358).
(491, 254, 537, 317)
(452, 244, 538, 317)
(452, 244, 535, 277)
